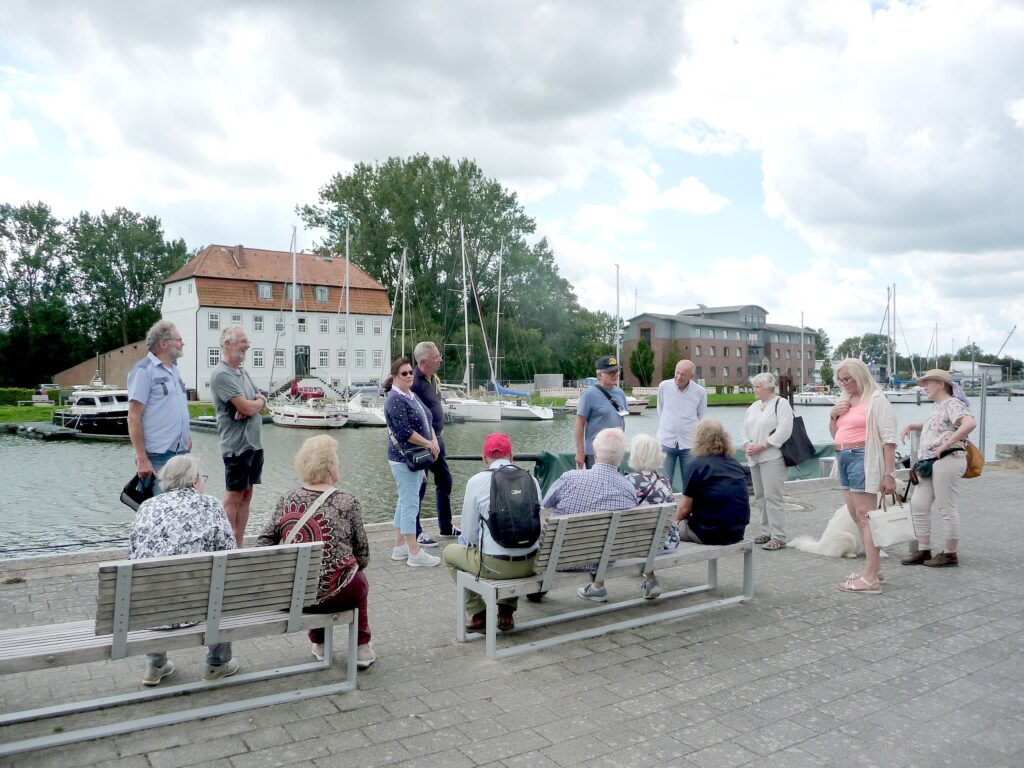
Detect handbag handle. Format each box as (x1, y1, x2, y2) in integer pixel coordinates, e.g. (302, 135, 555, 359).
(284, 488, 336, 545)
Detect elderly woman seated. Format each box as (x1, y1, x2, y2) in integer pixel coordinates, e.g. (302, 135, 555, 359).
(129, 455, 238, 686)
(256, 435, 375, 669)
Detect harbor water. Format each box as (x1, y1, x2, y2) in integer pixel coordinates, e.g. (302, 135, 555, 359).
(2, 396, 1021, 558)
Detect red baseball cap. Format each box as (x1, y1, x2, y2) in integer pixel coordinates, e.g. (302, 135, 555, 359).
(483, 433, 513, 458)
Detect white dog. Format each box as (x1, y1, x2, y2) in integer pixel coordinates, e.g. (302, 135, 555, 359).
(791, 479, 908, 558)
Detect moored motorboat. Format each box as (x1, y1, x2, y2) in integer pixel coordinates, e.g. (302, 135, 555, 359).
(51, 390, 130, 436)
(345, 393, 387, 427)
(883, 387, 923, 404)
(499, 400, 554, 421)
(269, 397, 348, 428)
(625, 395, 649, 415)
(793, 391, 837, 406)
(445, 395, 502, 422)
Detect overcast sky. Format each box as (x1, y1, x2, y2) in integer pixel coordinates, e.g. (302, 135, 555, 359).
(2, 0, 1023, 360)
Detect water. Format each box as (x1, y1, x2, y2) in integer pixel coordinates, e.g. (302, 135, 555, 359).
(2, 396, 1021, 558)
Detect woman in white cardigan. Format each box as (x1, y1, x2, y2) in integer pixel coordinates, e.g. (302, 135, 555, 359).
(743, 372, 793, 550)
(829, 358, 898, 594)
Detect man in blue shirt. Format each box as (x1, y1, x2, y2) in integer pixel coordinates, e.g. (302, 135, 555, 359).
(411, 340, 460, 545)
(443, 433, 541, 633)
(127, 320, 192, 493)
(574, 355, 628, 469)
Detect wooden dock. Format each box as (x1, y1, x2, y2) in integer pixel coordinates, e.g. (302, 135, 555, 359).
(1, 423, 129, 442)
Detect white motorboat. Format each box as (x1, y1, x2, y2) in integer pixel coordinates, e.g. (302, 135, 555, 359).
(793, 391, 837, 406)
(499, 400, 554, 421)
(625, 395, 650, 415)
(51, 389, 130, 436)
(345, 393, 387, 427)
(445, 395, 502, 422)
(269, 397, 348, 428)
(884, 387, 923, 404)
(564, 396, 580, 409)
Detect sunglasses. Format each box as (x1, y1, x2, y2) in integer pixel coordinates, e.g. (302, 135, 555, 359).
(398, 370, 414, 377)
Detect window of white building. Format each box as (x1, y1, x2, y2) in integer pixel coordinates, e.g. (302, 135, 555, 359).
(372, 319, 382, 335)
(372, 350, 383, 368)
(297, 317, 307, 333)
(208, 348, 220, 367)
(253, 315, 263, 332)
(355, 350, 366, 367)
(252, 349, 264, 367)
(355, 319, 365, 335)
(319, 349, 329, 368)
(319, 317, 329, 334)
(275, 349, 285, 369)
(209, 313, 220, 330)
(338, 349, 347, 367)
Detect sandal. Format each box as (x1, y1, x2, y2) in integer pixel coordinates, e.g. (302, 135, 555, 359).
(838, 575, 882, 594)
(762, 539, 787, 551)
(753, 535, 771, 545)
(846, 571, 885, 583)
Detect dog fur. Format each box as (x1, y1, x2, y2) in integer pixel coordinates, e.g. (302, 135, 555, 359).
(791, 478, 907, 558)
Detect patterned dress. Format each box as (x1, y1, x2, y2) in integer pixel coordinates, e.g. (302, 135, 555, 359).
(129, 488, 234, 559)
(626, 470, 676, 505)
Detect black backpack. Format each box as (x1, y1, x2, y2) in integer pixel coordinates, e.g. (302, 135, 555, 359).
(484, 464, 541, 548)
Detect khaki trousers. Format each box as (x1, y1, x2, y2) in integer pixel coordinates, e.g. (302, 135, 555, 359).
(442, 544, 537, 616)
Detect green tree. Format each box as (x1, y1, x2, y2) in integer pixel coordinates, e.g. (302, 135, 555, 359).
(834, 333, 891, 363)
(820, 357, 834, 387)
(814, 327, 831, 359)
(661, 340, 681, 380)
(630, 336, 654, 387)
(69, 208, 188, 349)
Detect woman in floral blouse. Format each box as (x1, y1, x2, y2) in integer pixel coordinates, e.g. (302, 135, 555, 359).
(626, 433, 676, 600)
(257, 435, 375, 668)
(899, 369, 976, 568)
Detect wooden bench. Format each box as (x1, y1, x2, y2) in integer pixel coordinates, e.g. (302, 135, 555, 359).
(455, 503, 754, 659)
(0, 542, 358, 757)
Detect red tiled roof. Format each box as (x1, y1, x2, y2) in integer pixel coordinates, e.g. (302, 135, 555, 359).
(166, 244, 391, 315)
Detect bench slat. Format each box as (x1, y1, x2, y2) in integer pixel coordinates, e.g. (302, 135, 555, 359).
(96, 577, 318, 609)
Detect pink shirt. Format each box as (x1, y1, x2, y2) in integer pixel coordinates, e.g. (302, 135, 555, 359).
(834, 402, 868, 444)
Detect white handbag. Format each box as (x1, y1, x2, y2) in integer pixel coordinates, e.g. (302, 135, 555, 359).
(868, 494, 915, 548)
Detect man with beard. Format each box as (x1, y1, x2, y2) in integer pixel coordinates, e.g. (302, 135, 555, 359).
(127, 320, 192, 493)
(211, 325, 267, 547)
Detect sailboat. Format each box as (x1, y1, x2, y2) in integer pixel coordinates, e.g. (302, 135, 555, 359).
(879, 285, 924, 405)
(268, 227, 349, 428)
(443, 223, 502, 422)
(344, 232, 388, 427)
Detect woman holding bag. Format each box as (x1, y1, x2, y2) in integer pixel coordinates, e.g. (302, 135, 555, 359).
(829, 358, 898, 594)
(899, 369, 976, 568)
(257, 435, 375, 668)
(742, 372, 793, 551)
(384, 357, 441, 567)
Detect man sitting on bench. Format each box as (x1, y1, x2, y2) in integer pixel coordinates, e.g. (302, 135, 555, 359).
(129, 455, 240, 686)
(541, 427, 636, 603)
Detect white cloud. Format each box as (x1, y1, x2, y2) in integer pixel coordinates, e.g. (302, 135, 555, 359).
(0, 91, 37, 153)
(571, 204, 646, 243)
(621, 169, 727, 215)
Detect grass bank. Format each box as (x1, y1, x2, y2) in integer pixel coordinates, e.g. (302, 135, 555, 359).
(0, 403, 217, 424)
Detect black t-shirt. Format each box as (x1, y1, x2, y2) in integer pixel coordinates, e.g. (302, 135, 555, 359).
(682, 455, 750, 545)
(411, 367, 445, 436)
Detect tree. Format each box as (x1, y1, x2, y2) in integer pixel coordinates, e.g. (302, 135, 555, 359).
(820, 358, 834, 388)
(661, 340, 681, 381)
(630, 337, 654, 387)
(814, 328, 831, 360)
(69, 208, 188, 349)
(833, 333, 891, 364)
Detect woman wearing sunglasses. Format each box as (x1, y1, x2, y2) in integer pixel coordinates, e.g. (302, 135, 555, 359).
(383, 357, 441, 567)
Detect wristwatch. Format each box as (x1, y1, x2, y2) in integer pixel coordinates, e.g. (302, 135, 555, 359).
(884, 472, 895, 479)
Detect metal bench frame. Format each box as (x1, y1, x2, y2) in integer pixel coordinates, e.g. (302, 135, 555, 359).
(455, 504, 754, 659)
(0, 542, 357, 757)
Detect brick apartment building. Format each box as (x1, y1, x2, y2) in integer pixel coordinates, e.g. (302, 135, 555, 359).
(622, 304, 817, 389)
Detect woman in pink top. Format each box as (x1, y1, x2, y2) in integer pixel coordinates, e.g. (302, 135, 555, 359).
(829, 358, 897, 594)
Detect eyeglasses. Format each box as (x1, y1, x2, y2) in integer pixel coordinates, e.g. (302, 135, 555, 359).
(398, 370, 414, 377)
(201, 474, 209, 481)
(838, 376, 853, 385)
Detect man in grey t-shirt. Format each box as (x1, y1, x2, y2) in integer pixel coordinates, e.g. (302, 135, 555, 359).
(210, 325, 266, 547)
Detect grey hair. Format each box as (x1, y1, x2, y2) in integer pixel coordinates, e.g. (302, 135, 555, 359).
(593, 427, 627, 467)
(750, 372, 777, 390)
(629, 433, 664, 472)
(157, 455, 202, 492)
(413, 341, 438, 363)
(219, 324, 245, 350)
(145, 320, 177, 351)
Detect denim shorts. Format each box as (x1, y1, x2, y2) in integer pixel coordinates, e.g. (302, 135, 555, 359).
(837, 448, 866, 492)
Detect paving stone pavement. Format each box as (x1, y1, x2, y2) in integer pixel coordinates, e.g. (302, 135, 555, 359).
(2, 467, 1023, 767)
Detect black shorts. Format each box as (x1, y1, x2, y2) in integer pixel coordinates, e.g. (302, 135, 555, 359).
(223, 449, 264, 491)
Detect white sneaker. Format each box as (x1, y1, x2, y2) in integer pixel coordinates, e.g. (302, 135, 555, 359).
(391, 544, 410, 560)
(407, 549, 441, 567)
(142, 660, 175, 686)
(311, 642, 325, 661)
(356, 643, 376, 669)
(202, 658, 239, 681)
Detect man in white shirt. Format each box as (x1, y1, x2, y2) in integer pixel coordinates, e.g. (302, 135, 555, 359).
(442, 434, 541, 634)
(656, 360, 708, 489)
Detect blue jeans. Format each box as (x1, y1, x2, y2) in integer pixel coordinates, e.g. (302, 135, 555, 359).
(146, 449, 188, 494)
(146, 643, 231, 671)
(390, 461, 425, 535)
(661, 446, 690, 491)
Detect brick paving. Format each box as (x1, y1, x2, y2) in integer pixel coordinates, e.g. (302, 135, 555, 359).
(2, 467, 1023, 767)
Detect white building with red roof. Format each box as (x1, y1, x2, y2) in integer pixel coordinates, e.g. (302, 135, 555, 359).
(162, 244, 392, 400)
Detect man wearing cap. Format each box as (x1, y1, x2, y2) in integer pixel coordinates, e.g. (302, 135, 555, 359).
(657, 359, 707, 489)
(574, 355, 628, 469)
(442, 433, 541, 633)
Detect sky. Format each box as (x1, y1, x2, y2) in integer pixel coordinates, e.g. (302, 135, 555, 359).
(2, 0, 1023, 361)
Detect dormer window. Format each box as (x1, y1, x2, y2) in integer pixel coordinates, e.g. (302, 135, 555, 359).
(257, 282, 272, 300)
(315, 286, 329, 303)
(285, 284, 299, 301)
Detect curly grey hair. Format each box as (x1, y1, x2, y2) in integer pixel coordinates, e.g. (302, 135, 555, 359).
(145, 320, 178, 351)
(157, 455, 203, 492)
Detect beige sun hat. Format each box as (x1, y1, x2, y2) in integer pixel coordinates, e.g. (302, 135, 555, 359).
(917, 368, 954, 386)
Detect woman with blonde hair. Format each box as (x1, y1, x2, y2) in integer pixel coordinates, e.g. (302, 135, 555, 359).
(257, 435, 375, 668)
(743, 371, 793, 551)
(829, 358, 898, 593)
(673, 418, 750, 546)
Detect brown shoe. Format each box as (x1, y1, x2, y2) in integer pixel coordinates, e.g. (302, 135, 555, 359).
(923, 551, 958, 568)
(901, 549, 932, 565)
(497, 606, 515, 632)
(465, 612, 486, 633)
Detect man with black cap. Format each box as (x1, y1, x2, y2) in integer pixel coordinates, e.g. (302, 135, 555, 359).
(442, 433, 541, 633)
(574, 355, 628, 469)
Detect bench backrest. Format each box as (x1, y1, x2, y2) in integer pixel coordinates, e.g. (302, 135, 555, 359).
(95, 543, 323, 636)
(534, 503, 675, 582)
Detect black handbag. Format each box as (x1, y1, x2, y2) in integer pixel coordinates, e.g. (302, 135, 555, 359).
(120, 475, 155, 511)
(772, 399, 816, 467)
(402, 445, 434, 471)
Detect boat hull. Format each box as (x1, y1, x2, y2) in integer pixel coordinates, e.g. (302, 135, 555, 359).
(884, 390, 922, 404)
(499, 402, 554, 421)
(446, 399, 502, 422)
(51, 410, 129, 436)
(269, 402, 348, 429)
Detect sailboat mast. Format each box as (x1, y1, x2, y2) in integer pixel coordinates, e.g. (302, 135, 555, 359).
(400, 247, 408, 358)
(615, 263, 621, 364)
(494, 239, 503, 386)
(461, 223, 471, 389)
(345, 226, 351, 391)
(290, 226, 297, 383)
(800, 311, 805, 392)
